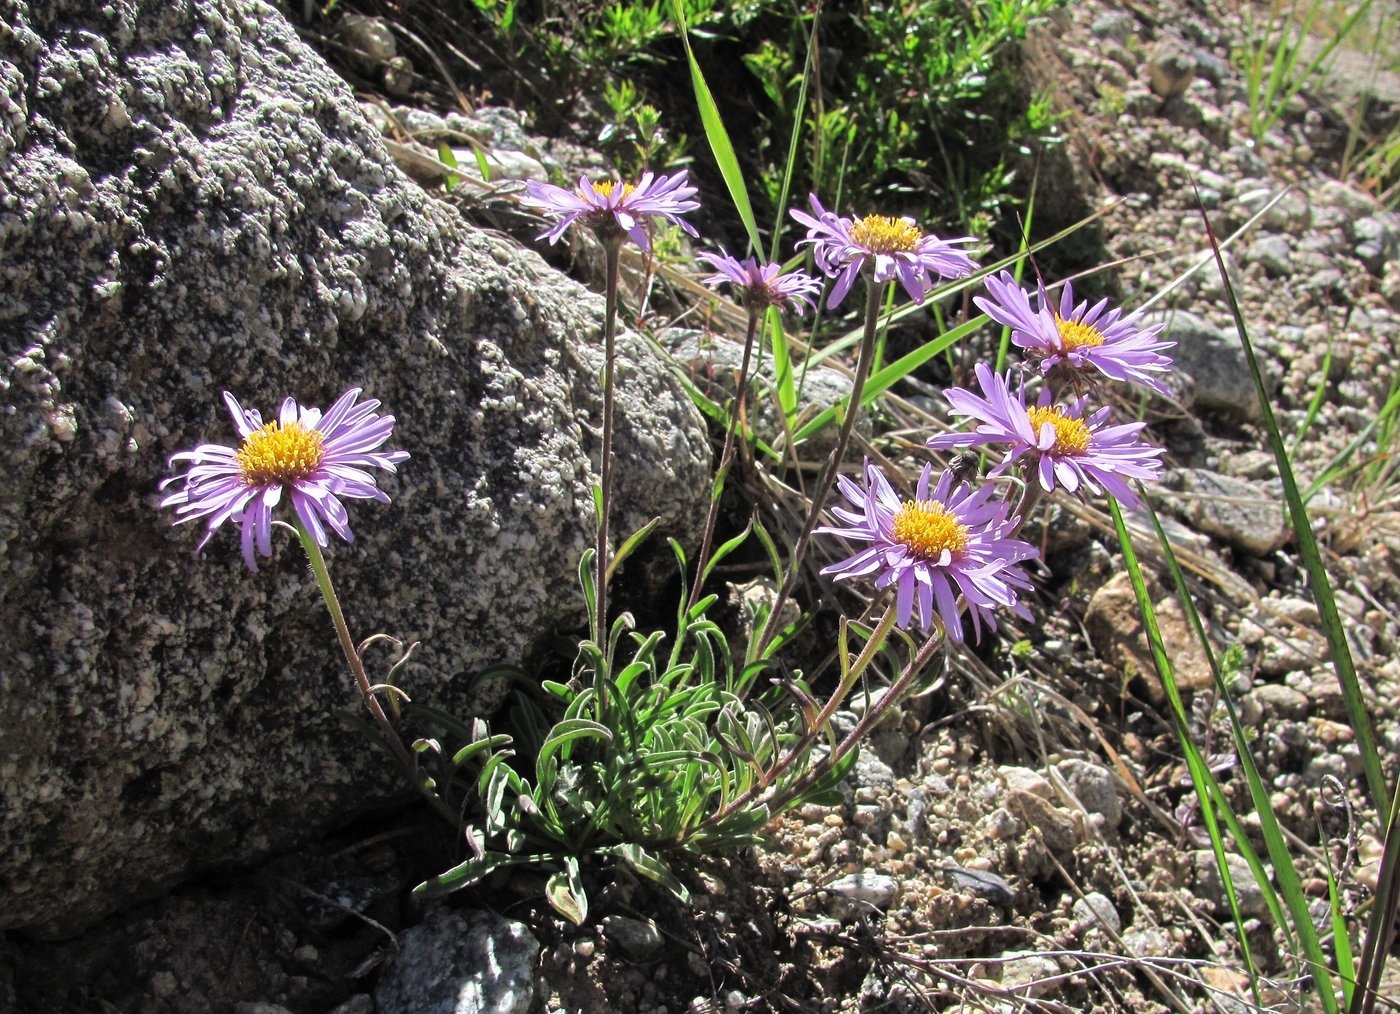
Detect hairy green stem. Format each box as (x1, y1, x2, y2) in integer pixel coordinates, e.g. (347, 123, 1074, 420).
(294, 522, 418, 777)
(594, 238, 623, 644)
(756, 272, 884, 657)
(686, 306, 763, 613)
(1006, 477, 1043, 540)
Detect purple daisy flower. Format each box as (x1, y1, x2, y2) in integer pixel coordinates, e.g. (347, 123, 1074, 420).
(789, 194, 979, 308)
(523, 169, 700, 252)
(699, 250, 822, 314)
(817, 460, 1037, 642)
(160, 389, 409, 571)
(927, 363, 1165, 508)
(975, 271, 1175, 395)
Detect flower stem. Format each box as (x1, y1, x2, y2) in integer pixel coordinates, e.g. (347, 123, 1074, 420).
(293, 522, 418, 777)
(756, 273, 885, 658)
(595, 238, 623, 645)
(686, 305, 763, 613)
(1006, 478, 1044, 539)
(764, 622, 944, 816)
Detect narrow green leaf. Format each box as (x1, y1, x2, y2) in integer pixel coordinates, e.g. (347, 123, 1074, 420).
(450, 734, 512, 768)
(1321, 834, 1355, 1009)
(767, 306, 797, 426)
(437, 142, 460, 190)
(413, 851, 519, 898)
(603, 842, 692, 904)
(702, 520, 752, 582)
(1114, 497, 1334, 1011)
(1202, 204, 1388, 815)
(753, 517, 783, 587)
(766, 10, 818, 263)
(609, 516, 661, 582)
(669, 0, 761, 254)
(538, 719, 613, 773)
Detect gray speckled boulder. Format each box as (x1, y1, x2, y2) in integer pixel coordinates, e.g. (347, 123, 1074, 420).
(0, 0, 708, 936)
(375, 909, 539, 1014)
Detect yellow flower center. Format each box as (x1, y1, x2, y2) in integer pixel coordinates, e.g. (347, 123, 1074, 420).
(235, 420, 326, 487)
(891, 499, 970, 560)
(1026, 406, 1092, 456)
(1054, 315, 1107, 352)
(850, 214, 922, 254)
(586, 179, 635, 201)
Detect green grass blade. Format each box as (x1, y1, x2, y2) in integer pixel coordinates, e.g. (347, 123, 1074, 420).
(669, 0, 762, 255)
(1292, 340, 1332, 452)
(768, 305, 798, 425)
(1143, 498, 1308, 974)
(1112, 498, 1338, 1009)
(1199, 205, 1389, 815)
(1303, 384, 1400, 500)
(1321, 833, 1356, 1010)
(1110, 499, 1267, 997)
(767, 6, 819, 264)
(1351, 786, 1400, 1014)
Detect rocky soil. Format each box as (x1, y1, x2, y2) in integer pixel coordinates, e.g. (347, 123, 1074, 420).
(5, 0, 1400, 1011)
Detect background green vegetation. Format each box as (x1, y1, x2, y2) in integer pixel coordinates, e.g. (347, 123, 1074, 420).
(450, 0, 1065, 247)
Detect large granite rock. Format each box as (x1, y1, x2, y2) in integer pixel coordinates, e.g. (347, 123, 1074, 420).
(0, 0, 709, 936)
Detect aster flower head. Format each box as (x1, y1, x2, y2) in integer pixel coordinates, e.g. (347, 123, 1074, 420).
(789, 194, 979, 308)
(523, 169, 700, 252)
(927, 363, 1165, 508)
(160, 388, 409, 571)
(699, 250, 822, 314)
(817, 460, 1037, 642)
(975, 271, 1174, 395)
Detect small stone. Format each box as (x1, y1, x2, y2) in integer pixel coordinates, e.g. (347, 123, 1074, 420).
(1149, 310, 1265, 422)
(1120, 926, 1171, 958)
(998, 951, 1062, 998)
(1247, 235, 1292, 275)
(1084, 573, 1214, 702)
(825, 872, 899, 920)
(851, 751, 895, 793)
(1091, 11, 1135, 43)
(998, 765, 1052, 799)
(944, 866, 1016, 906)
(1250, 683, 1309, 721)
(602, 916, 664, 959)
(337, 15, 398, 78)
(1146, 36, 1195, 99)
(1192, 851, 1268, 918)
(150, 971, 178, 1000)
(983, 806, 1021, 840)
(852, 804, 882, 830)
(1267, 597, 1321, 626)
(574, 939, 595, 959)
(1005, 790, 1078, 854)
(1072, 892, 1121, 934)
(329, 997, 375, 1014)
(1055, 759, 1122, 828)
(1173, 469, 1290, 556)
